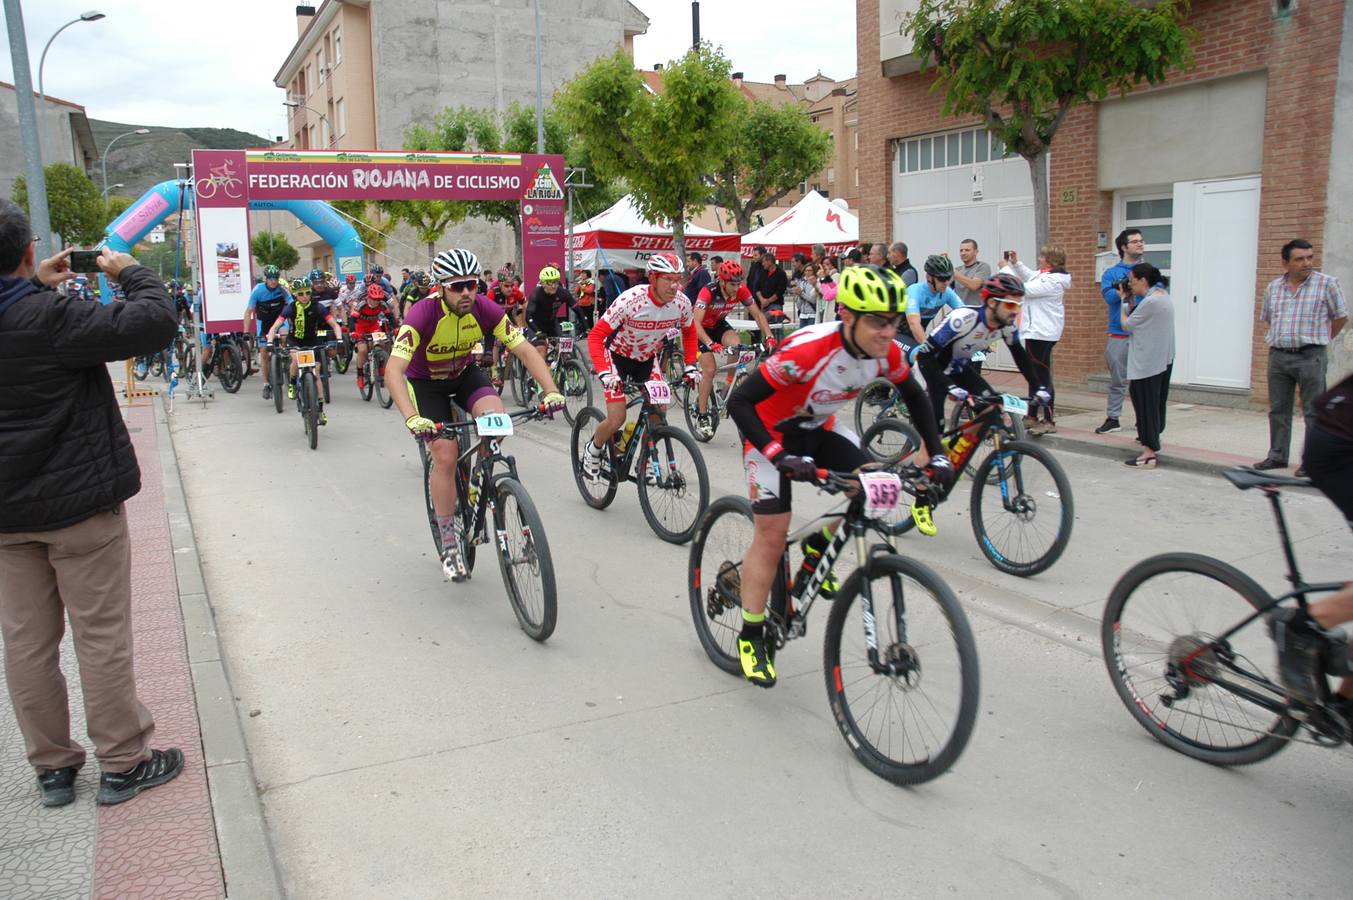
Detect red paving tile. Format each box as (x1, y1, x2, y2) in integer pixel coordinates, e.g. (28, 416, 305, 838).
(92, 404, 224, 899)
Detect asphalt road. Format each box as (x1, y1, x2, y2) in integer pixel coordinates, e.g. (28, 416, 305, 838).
(166, 370, 1352, 899)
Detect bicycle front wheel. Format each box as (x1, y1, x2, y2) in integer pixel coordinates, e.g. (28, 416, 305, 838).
(271, 354, 286, 414)
(359, 356, 374, 401)
(638, 424, 709, 544)
(218, 345, 242, 393)
(301, 372, 319, 450)
(688, 495, 755, 675)
(373, 347, 392, 408)
(825, 554, 980, 785)
(570, 406, 618, 509)
(335, 338, 352, 374)
(493, 477, 557, 642)
(558, 358, 592, 426)
(1103, 553, 1297, 765)
(969, 440, 1072, 576)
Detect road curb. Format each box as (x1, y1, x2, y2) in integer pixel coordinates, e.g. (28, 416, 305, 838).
(154, 400, 286, 900)
(1033, 430, 1248, 479)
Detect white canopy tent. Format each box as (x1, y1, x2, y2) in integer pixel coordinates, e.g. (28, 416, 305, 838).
(568, 194, 741, 272)
(741, 192, 858, 260)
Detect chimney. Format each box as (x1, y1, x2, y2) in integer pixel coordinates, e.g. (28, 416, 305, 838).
(732, 71, 744, 87)
(654, 63, 663, 71)
(774, 74, 787, 88)
(296, 4, 316, 35)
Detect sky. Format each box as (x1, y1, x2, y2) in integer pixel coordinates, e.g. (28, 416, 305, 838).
(0, 0, 856, 139)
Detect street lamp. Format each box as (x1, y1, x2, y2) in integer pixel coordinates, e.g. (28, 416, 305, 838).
(101, 182, 123, 197)
(283, 100, 333, 147)
(37, 10, 105, 161)
(100, 128, 149, 196)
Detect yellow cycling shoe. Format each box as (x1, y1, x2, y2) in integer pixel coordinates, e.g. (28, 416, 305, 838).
(911, 502, 937, 537)
(738, 634, 777, 688)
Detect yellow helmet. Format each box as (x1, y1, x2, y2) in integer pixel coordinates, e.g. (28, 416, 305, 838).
(836, 264, 906, 314)
(539, 265, 561, 283)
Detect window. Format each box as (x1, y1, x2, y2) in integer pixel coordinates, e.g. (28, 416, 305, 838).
(854, 168, 859, 187)
(1123, 195, 1174, 273)
(798, 181, 807, 195)
(336, 98, 346, 137)
(317, 49, 326, 84)
(305, 64, 313, 95)
(333, 27, 343, 66)
(308, 124, 317, 148)
(827, 167, 835, 182)
(895, 126, 1015, 174)
(853, 130, 858, 150)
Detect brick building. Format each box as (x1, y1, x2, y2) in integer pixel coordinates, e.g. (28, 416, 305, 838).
(858, 0, 1352, 405)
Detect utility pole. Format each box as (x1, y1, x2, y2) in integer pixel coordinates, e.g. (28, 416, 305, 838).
(564, 168, 592, 280)
(533, 0, 545, 152)
(4, 0, 55, 260)
(692, 1, 700, 50)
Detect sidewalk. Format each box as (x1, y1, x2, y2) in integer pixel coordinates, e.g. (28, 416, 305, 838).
(0, 381, 280, 899)
(982, 371, 1305, 477)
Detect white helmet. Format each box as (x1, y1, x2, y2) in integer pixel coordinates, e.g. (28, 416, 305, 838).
(646, 252, 683, 275)
(432, 248, 480, 281)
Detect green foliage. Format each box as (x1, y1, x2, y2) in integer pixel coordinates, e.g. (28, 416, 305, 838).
(104, 194, 135, 223)
(251, 231, 300, 272)
(710, 100, 834, 233)
(12, 163, 106, 246)
(132, 238, 186, 278)
(330, 200, 391, 256)
(381, 114, 474, 261)
(560, 45, 743, 255)
(906, 0, 1196, 245)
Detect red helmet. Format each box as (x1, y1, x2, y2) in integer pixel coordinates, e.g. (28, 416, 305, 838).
(717, 260, 744, 282)
(345, 274, 356, 283)
(980, 272, 1025, 302)
(365, 283, 386, 301)
(646, 252, 683, 275)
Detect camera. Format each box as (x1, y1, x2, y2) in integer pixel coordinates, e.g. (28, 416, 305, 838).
(1116, 278, 1132, 293)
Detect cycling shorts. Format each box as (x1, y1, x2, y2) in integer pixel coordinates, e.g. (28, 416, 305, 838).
(743, 419, 865, 515)
(600, 350, 663, 404)
(351, 319, 389, 339)
(704, 318, 737, 349)
(1303, 424, 1353, 531)
(406, 368, 498, 426)
(289, 333, 328, 349)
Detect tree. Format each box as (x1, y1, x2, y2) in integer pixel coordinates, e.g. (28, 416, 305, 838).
(560, 45, 743, 259)
(709, 100, 833, 234)
(105, 193, 135, 223)
(251, 231, 300, 272)
(382, 118, 471, 264)
(905, 0, 1196, 249)
(13, 163, 105, 246)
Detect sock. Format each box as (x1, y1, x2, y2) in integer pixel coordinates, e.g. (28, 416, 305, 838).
(741, 609, 765, 639)
(436, 514, 457, 547)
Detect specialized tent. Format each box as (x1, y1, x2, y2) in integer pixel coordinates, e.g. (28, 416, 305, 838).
(741, 192, 859, 260)
(568, 194, 741, 272)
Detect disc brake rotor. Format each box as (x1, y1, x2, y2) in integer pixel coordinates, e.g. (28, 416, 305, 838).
(1168, 634, 1220, 685)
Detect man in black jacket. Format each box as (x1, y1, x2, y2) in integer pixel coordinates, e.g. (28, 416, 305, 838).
(0, 200, 184, 808)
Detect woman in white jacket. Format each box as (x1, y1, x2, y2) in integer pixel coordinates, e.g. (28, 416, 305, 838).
(1001, 245, 1070, 433)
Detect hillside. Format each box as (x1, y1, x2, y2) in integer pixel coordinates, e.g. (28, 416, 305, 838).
(90, 119, 271, 201)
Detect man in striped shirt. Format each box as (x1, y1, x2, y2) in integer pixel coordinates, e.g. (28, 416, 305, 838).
(1256, 239, 1348, 474)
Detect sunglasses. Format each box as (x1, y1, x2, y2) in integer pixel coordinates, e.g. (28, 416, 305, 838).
(861, 313, 903, 329)
(440, 279, 478, 293)
(294, 291, 313, 297)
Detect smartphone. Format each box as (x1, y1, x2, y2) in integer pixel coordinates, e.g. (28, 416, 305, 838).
(69, 250, 102, 273)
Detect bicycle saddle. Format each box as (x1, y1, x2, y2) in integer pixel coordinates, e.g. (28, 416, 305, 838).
(1223, 467, 1311, 491)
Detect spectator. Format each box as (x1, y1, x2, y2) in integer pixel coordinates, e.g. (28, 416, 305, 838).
(1122, 262, 1175, 469)
(1255, 238, 1348, 473)
(400, 267, 411, 290)
(684, 252, 711, 300)
(755, 252, 788, 321)
(0, 200, 184, 808)
(710, 255, 724, 268)
(951, 238, 991, 304)
(746, 246, 768, 298)
(574, 269, 596, 333)
(1002, 244, 1070, 433)
(887, 241, 918, 286)
(869, 242, 887, 267)
(792, 262, 821, 328)
(811, 243, 827, 271)
(843, 247, 862, 268)
(1097, 228, 1145, 434)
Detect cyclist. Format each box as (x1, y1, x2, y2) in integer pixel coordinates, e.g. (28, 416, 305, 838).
(244, 265, 291, 399)
(724, 264, 952, 687)
(902, 254, 964, 348)
(691, 259, 775, 432)
(370, 263, 395, 296)
(398, 270, 429, 322)
(264, 277, 344, 421)
(349, 283, 397, 394)
(580, 252, 699, 481)
(338, 273, 359, 308)
(385, 248, 565, 581)
(525, 266, 576, 342)
(907, 273, 1049, 428)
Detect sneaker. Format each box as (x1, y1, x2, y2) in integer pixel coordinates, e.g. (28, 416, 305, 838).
(97, 748, 183, 806)
(738, 633, 777, 688)
(287, 382, 295, 400)
(1094, 418, 1121, 434)
(261, 382, 272, 400)
(36, 766, 78, 807)
(1253, 457, 1287, 471)
(440, 524, 468, 582)
(1269, 608, 1324, 705)
(582, 442, 603, 481)
(356, 372, 366, 392)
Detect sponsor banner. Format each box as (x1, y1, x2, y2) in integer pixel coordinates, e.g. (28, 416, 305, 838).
(571, 230, 741, 253)
(520, 156, 566, 293)
(241, 149, 547, 202)
(741, 241, 858, 260)
(195, 207, 252, 332)
(192, 150, 249, 210)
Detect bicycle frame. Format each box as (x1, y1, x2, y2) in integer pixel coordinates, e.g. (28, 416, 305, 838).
(427, 409, 539, 545)
(609, 386, 672, 482)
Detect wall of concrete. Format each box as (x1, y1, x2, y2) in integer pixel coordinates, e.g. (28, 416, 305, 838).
(0, 92, 82, 201)
(1323, 0, 1353, 381)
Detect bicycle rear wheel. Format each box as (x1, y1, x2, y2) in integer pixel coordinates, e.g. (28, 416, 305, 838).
(271, 353, 286, 414)
(855, 377, 906, 436)
(569, 407, 618, 509)
(373, 347, 392, 408)
(359, 355, 374, 401)
(217, 345, 242, 393)
(688, 495, 755, 675)
(558, 358, 591, 426)
(861, 418, 923, 466)
(824, 554, 980, 785)
(681, 382, 719, 442)
(301, 372, 319, 450)
(1103, 553, 1297, 765)
(969, 440, 1072, 576)
(493, 477, 557, 642)
(335, 337, 352, 374)
(637, 424, 709, 544)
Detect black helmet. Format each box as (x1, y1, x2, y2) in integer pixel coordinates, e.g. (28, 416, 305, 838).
(981, 272, 1025, 301)
(371, 264, 384, 276)
(923, 254, 954, 279)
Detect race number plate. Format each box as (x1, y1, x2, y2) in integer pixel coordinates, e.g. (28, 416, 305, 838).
(1001, 394, 1029, 416)
(475, 413, 514, 437)
(859, 471, 904, 517)
(371, 331, 387, 342)
(645, 380, 672, 404)
(738, 350, 757, 365)
(559, 338, 574, 353)
(295, 350, 317, 368)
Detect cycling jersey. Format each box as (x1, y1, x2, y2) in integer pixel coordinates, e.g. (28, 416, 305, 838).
(587, 284, 697, 372)
(393, 293, 524, 381)
(349, 301, 393, 337)
(905, 281, 963, 323)
(695, 284, 754, 330)
(279, 299, 333, 345)
(526, 285, 576, 337)
(249, 283, 290, 333)
(921, 305, 1022, 374)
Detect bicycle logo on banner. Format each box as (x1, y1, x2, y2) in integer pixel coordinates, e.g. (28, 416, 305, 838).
(195, 160, 244, 200)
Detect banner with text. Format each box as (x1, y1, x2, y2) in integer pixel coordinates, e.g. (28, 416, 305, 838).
(192, 150, 252, 332)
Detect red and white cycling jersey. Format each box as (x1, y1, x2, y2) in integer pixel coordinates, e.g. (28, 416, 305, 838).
(588, 283, 697, 368)
(756, 322, 909, 437)
(695, 284, 754, 329)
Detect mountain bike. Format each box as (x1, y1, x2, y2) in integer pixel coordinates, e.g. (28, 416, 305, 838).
(861, 390, 1072, 577)
(205, 332, 247, 394)
(133, 349, 166, 381)
(264, 336, 289, 414)
(516, 326, 593, 426)
(353, 331, 394, 408)
(569, 378, 710, 544)
(1102, 467, 1352, 764)
(680, 343, 765, 442)
(291, 344, 330, 450)
(416, 407, 558, 641)
(689, 465, 980, 785)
